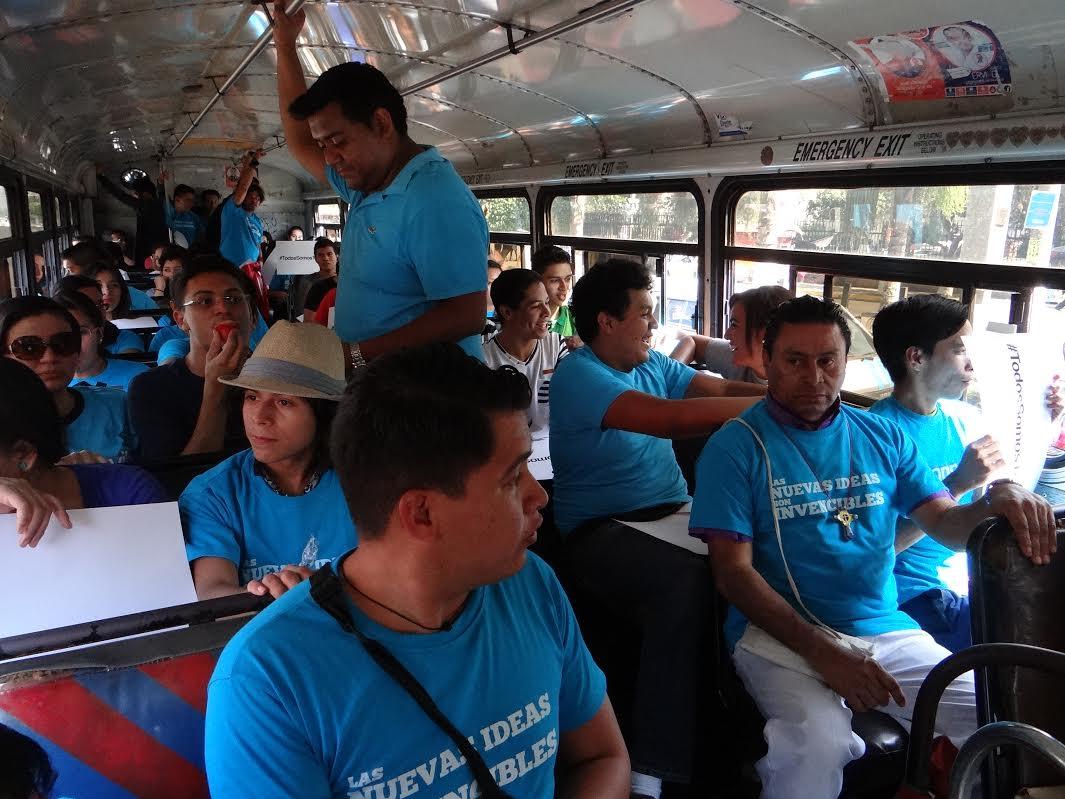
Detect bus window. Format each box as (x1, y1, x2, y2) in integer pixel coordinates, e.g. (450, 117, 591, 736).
(735, 183, 1065, 270)
(314, 201, 342, 241)
(551, 192, 698, 243)
(489, 243, 527, 269)
(53, 195, 62, 230)
(664, 254, 699, 330)
(480, 196, 529, 234)
(27, 191, 44, 232)
(0, 188, 11, 240)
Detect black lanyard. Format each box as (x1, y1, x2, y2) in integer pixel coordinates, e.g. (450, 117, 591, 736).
(309, 565, 512, 799)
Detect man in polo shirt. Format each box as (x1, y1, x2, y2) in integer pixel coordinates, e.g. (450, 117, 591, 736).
(689, 296, 1057, 799)
(274, 2, 487, 368)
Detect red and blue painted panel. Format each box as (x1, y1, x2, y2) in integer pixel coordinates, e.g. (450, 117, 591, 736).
(0, 651, 218, 798)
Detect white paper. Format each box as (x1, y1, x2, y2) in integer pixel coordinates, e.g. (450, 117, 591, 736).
(263, 240, 318, 286)
(0, 502, 196, 639)
(614, 503, 707, 556)
(111, 316, 158, 330)
(529, 427, 553, 481)
(964, 333, 1061, 489)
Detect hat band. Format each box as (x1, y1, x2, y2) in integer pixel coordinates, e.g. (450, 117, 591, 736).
(238, 356, 345, 396)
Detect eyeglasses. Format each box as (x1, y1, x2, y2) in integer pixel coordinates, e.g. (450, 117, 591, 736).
(6, 332, 82, 361)
(181, 293, 248, 310)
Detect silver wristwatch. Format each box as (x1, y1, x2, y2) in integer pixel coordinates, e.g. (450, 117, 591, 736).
(348, 342, 367, 371)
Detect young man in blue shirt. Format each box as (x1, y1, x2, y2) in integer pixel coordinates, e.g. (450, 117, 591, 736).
(205, 343, 630, 799)
(689, 296, 1057, 799)
(870, 294, 1064, 652)
(274, 2, 487, 367)
(549, 258, 763, 799)
(219, 151, 265, 268)
(160, 177, 204, 247)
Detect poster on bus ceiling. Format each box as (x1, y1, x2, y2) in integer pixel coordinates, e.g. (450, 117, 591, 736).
(849, 21, 1012, 103)
(963, 334, 1061, 491)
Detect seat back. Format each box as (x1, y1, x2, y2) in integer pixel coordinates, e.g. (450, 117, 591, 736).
(969, 524, 1065, 789)
(1, 614, 254, 798)
(138, 451, 228, 499)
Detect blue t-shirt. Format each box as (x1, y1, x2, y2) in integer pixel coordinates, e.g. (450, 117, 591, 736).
(149, 323, 187, 353)
(70, 357, 149, 392)
(870, 397, 982, 603)
(107, 328, 146, 354)
(325, 148, 488, 360)
(219, 197, 264, 267)
(180, 449, 358, 584)
(689, 402, 946, 649)
(70, 463, 170, 507)
(205, 552, 605, 799)
(549, 347, 696, 532)
(128, 286, 159, 311)
(165, 200, 205, 246)
(67, 385, 137, 462)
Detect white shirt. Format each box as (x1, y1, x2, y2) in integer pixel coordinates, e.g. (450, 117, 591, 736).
(483, 333, 567, 431)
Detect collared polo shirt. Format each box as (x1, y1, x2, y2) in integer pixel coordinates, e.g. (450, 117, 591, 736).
(326, 147, 488, 360)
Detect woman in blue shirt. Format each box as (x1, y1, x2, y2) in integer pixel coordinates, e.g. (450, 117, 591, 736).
(0, 297, 137, 462)
(54, 290, 149, 392)
(179, 321, 357, 601)
(87, 264, 150, 353)
(0, 357, 166, 548)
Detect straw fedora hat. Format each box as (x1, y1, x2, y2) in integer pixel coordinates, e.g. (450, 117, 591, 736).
(219, 320, 346, 401)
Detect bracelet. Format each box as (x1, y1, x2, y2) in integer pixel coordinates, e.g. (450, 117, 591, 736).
(984, 478, 1020, 506)
(348, 342, 367, 372)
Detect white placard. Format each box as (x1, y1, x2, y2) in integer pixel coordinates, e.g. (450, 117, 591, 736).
(263, 240, 318, 286)
(0, 502, 196, 639)
(111, 316, 158, 330)
(614, 502, 708, 556)
(964, 333, 1062, 490)
(530, 428, 552, 481)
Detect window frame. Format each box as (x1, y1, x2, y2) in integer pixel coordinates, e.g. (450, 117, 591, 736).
(713, 164, 1065, 336)
(475, 188, 533, 270)
(536, 180, 705, 332)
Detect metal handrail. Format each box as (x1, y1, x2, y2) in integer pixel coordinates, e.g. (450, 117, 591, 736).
(948, 722, 1065, 799)
(901, 644, 1065, 794)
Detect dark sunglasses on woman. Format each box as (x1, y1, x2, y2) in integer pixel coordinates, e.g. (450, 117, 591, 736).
(6, 331, 81, 361)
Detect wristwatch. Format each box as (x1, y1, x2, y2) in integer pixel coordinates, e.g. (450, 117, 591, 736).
(984, 478, 1019, 506)
(348, 342, 367, 372)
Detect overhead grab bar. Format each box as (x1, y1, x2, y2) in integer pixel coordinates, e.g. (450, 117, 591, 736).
(169, 0, 650, 156)
(168, 0, 308, 155)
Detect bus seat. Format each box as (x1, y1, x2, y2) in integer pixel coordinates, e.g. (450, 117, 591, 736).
(709, 591, 908, 799)
(969, 522, 1065, 792)
(138, 451, 229, 499)
(0, 609, 256, 799)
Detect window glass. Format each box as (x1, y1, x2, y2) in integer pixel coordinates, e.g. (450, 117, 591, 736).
(53, 196, 62, 229)
(480, 197, 530, 234)
(27, 191, 44, 232)
(736, 184, 1065, 267)
(551, 192, 698, 243)
(314, 202, 342, 242)
(0, 188, 11, 239)
(664, 254, 699, 330)
(69, 197, 80, 231)
(489, 243, 527, 270)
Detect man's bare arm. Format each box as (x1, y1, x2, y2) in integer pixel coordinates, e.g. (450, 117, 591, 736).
(351, 291, 485, 361)
(273, 0, 327, 184)
(602, 391, 758, 439)
(556, 699, 629, 799)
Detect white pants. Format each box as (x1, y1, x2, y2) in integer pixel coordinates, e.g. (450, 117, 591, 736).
(733, 628, 977, 799)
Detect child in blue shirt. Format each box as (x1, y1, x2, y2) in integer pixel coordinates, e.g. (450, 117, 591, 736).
(56, 289, 150, 392)
(180, 321, 356, 600)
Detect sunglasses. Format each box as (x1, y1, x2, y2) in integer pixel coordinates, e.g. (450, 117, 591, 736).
(6, 331, 82, 361)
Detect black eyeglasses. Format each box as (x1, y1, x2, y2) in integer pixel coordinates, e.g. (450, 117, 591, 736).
(6, 332, 82, 361)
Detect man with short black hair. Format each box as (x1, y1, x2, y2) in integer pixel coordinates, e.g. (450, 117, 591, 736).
(219, 152, 266, 268)
(60, 241, 114, 277)
(531, 245, 576, 338)
(550, 258, 763, 799)
(690, 295, 1057, 799)
(870, 293, 1064, 652)
(300, 237, 340, 319)
(483, 268, 566, 431)
(95, 165, 168, 270)
(128, 256, 255, 458)
(204, 342, 630, 798)
(274, 1, 488, 366)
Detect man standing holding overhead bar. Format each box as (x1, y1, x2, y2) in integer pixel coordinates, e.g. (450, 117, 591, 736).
(274, 1, 488, 367)
(689, 296, 1057, 799)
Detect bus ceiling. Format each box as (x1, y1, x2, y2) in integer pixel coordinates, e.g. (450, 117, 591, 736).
(2, 1, 1065, 188)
